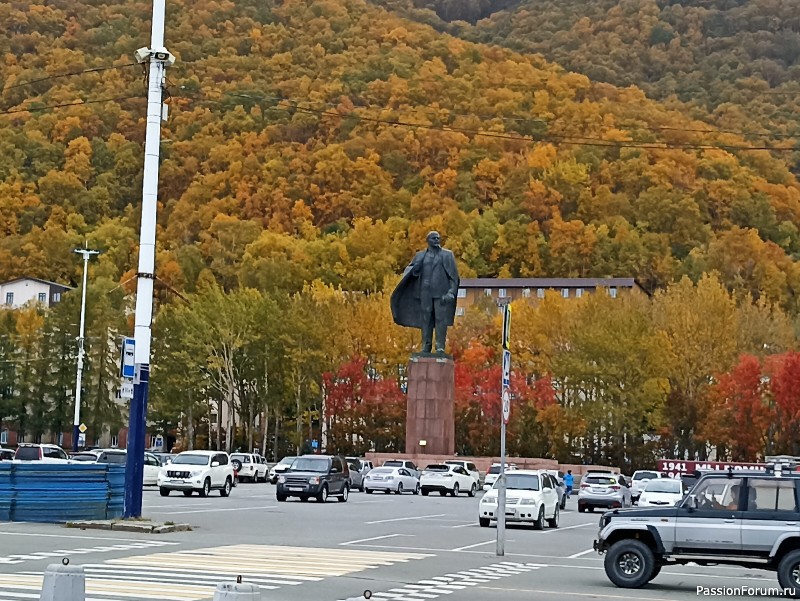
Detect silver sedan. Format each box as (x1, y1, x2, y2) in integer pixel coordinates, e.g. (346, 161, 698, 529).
(363, 467, 420, 495)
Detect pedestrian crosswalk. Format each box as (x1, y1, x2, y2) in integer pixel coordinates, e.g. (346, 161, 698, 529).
(0, 544, 433, 601)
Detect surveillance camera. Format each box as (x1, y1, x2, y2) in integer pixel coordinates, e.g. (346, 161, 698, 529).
(134, 47, 151, 64)
(151, 47, 176, 67)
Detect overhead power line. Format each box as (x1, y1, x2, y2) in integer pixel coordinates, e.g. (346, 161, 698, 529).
(0, 95, 144, 117)
(2, 63, 140, 91)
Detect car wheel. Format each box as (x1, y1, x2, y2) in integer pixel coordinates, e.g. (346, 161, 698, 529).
(365, 489, 373, 494)
(578, 504, 585, 513)
(468, 483, 476, 497)
(547, 505, 559, 528)
(220, 477, 232, 497)
(560, 498, 566, 510)
(396, 482, 404, 495)
(439, 490, 447, 496)
(421, 489, 429, 496)
(413, 483, 420, 495)
(384, 489, 391, 494)
(276, 492, 287, 502)
(533, 506, 545, 530)
(604, 540, 655, 589)
(300, 496, 309, 502)
(159, 488, 170, 497)
(317, 484, 329, 503)
(777, 549, 800, 598)
(648, 563, 662, 583)
(182, 490, 192, 497)
(339, 485, 349, 502)
(359, 483, 364, 492)
(479, 517, 490, 527)
(588, 506, 594, 513)
(451, 483, 460, 497)
(199, 478, 211, 498)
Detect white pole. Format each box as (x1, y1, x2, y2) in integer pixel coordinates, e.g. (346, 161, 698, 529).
(125, 0, 171, 518)
(72, 246, 99, 452)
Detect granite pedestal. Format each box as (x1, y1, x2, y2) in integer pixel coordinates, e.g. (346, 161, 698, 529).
(405, 354, 454, 456)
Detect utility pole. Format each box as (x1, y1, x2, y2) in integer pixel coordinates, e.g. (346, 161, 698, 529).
(125, 0, 174, 518)
(72, 245, 100, 452)
(497, 303, 511, 556)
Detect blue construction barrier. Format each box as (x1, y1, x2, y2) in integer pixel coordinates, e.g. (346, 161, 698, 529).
(0, 463, 125, 522)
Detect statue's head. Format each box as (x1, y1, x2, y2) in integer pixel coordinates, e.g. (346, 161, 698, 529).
(426, 231, 441, 249)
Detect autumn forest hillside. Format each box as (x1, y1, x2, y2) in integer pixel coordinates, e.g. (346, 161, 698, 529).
(1, 0, 800, 311)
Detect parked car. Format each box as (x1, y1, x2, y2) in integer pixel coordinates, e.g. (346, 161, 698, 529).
(364, 466, 420, 495)
(0, 448, 14, 461)
(230, 453, 268, 483)
(346, 457, 374, 478)
(269, 456, 296, 484)
(153, 452, 175, 466)
(14, 443, 70, 462)
(347, 460, 365, 492)
(545, 469, 567, 509)
(638, 478, 685, 507)
(630, 470, 662, 503)
(157, 450, 235, 497)
(420, 464, 477, 497)
(483, 463, 518, 490)
(69, 449, 161, 486)
(578, 473, 632, 512)
(443, 460, 481, 486)
(479, 470, 560, 529)
(382, 459, 420, 479)
(276, 454, 350, 502)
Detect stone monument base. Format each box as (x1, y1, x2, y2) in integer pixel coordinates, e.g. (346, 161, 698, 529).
(405, 354, 454, 456)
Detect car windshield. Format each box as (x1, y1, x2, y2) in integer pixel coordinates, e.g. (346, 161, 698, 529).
(292, 457, 329, 472)
(384, 461, 403, 467)
(278, 456, 296, 466)
(501, 474, 540, 491)
(15, 447, 39, 460)
(231, 454, 251, 463)
(425, 465, 449, 472)
(488, 465, 502, 475)
(586, 476, 617, 485)
(371, 468, 393, 475)
(71, 454, 97, 462)
(646, 479, 682, 493)
(634, 471, 660, 480)
(102, 453, 126, 464)
(172, 454, 210, 466)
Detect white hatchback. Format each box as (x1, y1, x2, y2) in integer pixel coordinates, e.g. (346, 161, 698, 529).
(479, 470, 560, 529)
(158, 451, 235, 498)
(421, 464, 477, 497)
(638, 477, 686, 507)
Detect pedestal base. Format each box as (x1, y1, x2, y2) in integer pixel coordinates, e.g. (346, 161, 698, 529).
(405, 355, 454, 456)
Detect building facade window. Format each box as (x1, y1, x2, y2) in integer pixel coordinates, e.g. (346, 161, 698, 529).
(561, 288, 569, 298)
(609, 287, 618, 298)
(150, 435, 157, 448)
(457, 288, 466, 298)
(0, 430, 7, 445)
(522, 288, 531, 298)
(5, 292, 13, 306)
(110, 435, 119, 448)
(536, 288, 545, 298)
(53, 292, 61, 303)
(456, 307, 465, 316)
(498, 288, 507, 298)
(484, 288, 492, 297)
(38, 292, 47, 303)
(576, 288, 583, 298)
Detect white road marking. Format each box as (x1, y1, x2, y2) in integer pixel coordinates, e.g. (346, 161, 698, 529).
(366, 514, 446, 525)
(340, 534, 411, 546)
(566, 549, 595, 558)
(154, 504, 278, 515)
(449, 523, 473, 528)
(0, 532, 176, 543)
(539, 523, 595, 533)
(450, 540, 495, 551)
(480, 586, 679, 600)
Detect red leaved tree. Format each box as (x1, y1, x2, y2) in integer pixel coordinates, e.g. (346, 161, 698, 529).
(767, 352, 800, 455)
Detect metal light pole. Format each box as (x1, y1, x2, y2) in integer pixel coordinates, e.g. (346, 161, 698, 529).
(124, 0, 173, 518)
(497, 303, 511, 556)
(72, 246, 99, 452)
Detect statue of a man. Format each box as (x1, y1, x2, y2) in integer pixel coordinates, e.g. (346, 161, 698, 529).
(391, 231, 460, 354)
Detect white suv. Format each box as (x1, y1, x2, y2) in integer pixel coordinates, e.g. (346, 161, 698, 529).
(158, 451, 235, 497)
(230, 453, 268, 483)
(15, 444, 70, 462)
(479, 469, 560, 529)
(444, 460, 481, 487)
(630, 470, 662, 503)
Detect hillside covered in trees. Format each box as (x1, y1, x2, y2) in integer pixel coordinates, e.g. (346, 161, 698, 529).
(2, 0, 800, 464)
(379, 0, 800, 171)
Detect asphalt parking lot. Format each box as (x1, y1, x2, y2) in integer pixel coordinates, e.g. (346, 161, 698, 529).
(0, 483, 788, 600)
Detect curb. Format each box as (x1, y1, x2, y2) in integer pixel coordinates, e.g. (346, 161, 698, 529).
(66, 520, 192, 533)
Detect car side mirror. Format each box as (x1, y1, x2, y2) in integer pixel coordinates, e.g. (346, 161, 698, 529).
(331, 467, 339, 473)
(211, 461, 220, 468)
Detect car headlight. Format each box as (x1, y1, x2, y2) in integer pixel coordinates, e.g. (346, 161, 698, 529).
(481, 495, 497, 504)
(520, 498, 538, 505)
(309, 477, 320, 484)
(278, 475, 286, 483)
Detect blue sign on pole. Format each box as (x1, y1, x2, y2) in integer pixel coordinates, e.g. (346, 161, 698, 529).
(154, 434, 164, 449)
(121, 338, 135, 379)
(502, 349, 511, 388)
(311, 439, 319, 450)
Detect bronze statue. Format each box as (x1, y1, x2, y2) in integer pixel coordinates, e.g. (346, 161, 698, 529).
(391, 231, 460, 354)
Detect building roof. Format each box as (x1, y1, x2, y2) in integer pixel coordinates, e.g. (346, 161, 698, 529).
(460, 277, 640, 289)
(0, 277, 72, 291)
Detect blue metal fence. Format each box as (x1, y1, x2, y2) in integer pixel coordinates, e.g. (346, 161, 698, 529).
(0, 463, 125, 522)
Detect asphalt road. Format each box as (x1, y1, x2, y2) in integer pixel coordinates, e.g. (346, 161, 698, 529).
(0, 484, 788, 600)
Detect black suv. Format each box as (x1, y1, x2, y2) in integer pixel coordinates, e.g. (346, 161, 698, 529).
(595, 464, 800, 597)
(276, 454, 350, 503)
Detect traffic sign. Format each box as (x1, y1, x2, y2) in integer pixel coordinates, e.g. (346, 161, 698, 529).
(502, 304, 511, 350)
(77, 433, 86, 447)
(120, 337, 135, 379)
(154, 434, 164, 448)
(120, 382, 134, 399)
(502, 349, 511, 388)
(78, 423, 87, 434)
(502, 389, 511, 424)
(311, 439, 319, 450)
